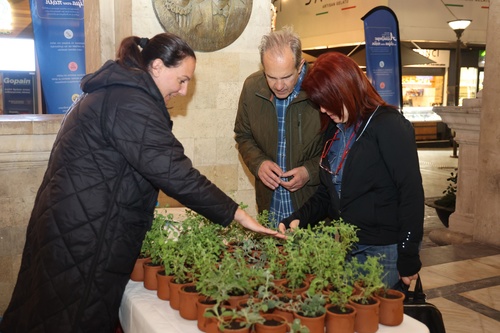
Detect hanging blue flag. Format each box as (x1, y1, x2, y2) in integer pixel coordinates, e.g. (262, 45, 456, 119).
(30, 0, 86, 114)
(362, 6, 402, 110)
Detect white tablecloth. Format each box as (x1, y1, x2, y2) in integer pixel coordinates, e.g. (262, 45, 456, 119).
(119, 281, 430, 333)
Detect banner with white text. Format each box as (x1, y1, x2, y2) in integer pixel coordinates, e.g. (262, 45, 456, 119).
(362, 6, 402, 110)
(30, 0, 85, 114)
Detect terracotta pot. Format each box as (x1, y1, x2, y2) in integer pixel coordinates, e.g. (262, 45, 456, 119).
(293, 311, 326, 333)
(349, 297, 380, 333)
(169, 279, 192, 310)
(281, 279, 310, 295)
(273, 277, 287, 287)
(196, 296, 217, 332)
(156, 270, 173, 300)
(204, 306, 233, 333)
(179, 283, 199, 320)
(143, 261, 162, 290)
(305, 273, 316, 283)
(205, 316, 219, 333)
(130, 256, 150, 281)
(273, 308, 294, 325)
(217, 318, 250, 333)
(375, 289, 405, 326)
(273, 293, 297, 324)
(236, 298, 250, 310)
(325, 304, 357, 333)
(227, 293, 250, 308)
(254, 313, 287, 333)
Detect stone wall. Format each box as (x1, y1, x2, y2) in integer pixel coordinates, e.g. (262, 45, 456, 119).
(0, 115, 63, 314)
(133, 0, 271, 214)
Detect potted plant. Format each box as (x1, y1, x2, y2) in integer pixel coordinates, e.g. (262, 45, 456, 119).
(281, 228, 310, 294)
(287, 318, 311, 333)
(252, 270, 282, 314)
(290, 293, 327, 333)
(259, 234, 287, 284)
(374, 285, 405, 326)
(169, 210, 225, 310)
(303, 220, 359, 293)
(349, 256, 385, 333)
(425, 169, 457, 227)
(204, 302, 264, 333)
(254, 312, 288, 333)
(142, 211, 172, 290)
(322, 260, 357, 333)
(203, 303, 239, 333)
(130, 242, 152, 282)
(324, 283, 357, 333)
(199, 247, 257, 309)
(154, 212, 184, 300)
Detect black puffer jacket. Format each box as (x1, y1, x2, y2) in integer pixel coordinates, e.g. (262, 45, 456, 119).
(0, 61, 238, 333)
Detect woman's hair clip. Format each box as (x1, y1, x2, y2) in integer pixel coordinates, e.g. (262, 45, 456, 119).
(138, 37, 149, 49)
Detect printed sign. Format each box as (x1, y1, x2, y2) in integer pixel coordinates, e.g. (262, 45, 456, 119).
(2, 71, 36, 114)
(30, 0, 85, 114)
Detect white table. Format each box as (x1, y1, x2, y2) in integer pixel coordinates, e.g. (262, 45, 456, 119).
(119, 281, 430, 333)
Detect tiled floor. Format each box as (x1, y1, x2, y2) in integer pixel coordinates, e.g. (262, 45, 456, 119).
(417, 148, 500, 333)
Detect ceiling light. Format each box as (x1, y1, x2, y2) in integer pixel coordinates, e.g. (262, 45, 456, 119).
(0, 0, 13, 34)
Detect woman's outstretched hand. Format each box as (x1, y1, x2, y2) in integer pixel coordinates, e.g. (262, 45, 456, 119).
(234, 208, 286, 239)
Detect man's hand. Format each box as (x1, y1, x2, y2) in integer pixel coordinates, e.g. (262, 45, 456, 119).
(280, 166, 310, 192)
(258, 160, 284, 190)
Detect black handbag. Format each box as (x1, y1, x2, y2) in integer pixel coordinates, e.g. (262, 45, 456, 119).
(401, 274, 446, 333)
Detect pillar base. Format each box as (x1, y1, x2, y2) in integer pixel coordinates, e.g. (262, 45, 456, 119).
(429, 228, 473, 246)
(449, 211, 475, 236)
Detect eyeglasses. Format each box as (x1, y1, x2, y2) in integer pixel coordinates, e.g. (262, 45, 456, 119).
(319, 126, 358, 176)
(319, 134, 339, 175)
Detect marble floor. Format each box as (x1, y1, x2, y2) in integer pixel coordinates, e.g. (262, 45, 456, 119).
(417, 148, 500, 333)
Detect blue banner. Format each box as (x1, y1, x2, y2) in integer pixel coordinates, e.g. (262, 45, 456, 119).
(362, 6, 402, 110)
(30, 0, 85, 114)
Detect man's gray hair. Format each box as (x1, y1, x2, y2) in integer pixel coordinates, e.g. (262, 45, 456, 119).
(258, 26, 303, 69)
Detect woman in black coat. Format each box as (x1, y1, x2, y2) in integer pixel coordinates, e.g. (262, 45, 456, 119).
(279, 52, 424, 289)
(0, 33, 282, 333)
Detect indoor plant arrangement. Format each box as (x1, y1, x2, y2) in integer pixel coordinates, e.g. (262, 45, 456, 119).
(135, 208, 405, 332)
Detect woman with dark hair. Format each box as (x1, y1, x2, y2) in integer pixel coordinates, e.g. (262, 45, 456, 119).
(0, 32, 283, 333)
(279, 52, 424, 289)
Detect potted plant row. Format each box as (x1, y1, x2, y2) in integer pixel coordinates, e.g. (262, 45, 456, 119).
(131, 207, 405, 333)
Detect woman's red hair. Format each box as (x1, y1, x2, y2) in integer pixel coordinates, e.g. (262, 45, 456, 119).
(302, 52, 388, 130)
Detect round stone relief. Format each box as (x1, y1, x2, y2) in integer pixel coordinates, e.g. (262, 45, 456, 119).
(152, 0, 253, 52)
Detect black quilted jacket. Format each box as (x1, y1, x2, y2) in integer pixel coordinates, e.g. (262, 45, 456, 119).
(0, 60, 238, 333)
